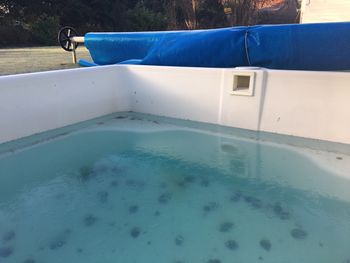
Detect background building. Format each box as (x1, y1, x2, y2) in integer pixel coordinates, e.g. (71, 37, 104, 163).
(300, 0, 350, 23)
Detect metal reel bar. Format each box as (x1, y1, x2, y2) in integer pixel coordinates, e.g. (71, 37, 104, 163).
(58, 26, 85, 63)
(58, 26, 80, 51)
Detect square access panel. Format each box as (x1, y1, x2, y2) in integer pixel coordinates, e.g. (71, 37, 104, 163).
(231, 71, 256, 96)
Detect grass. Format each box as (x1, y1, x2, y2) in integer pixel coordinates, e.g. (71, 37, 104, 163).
(0, 46, 92, 76)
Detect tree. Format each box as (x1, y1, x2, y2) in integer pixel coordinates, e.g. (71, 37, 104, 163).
(179, 0, 198, 29)
(222, 0, 268, 26)
(30, 14, 60, 45)
(164, 0, 227, 30)
(197, 0, 227, 28)
(162, 0, 198, 30)
(124, 2, 167, 31)
(1, 0, 299, 47)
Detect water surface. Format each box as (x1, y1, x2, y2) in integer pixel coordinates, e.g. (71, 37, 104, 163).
(0, 113, 349, 263)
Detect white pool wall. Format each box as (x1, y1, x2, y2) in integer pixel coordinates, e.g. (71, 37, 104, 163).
(121, 65, 350, 145)
(0, 66, 130, 144)
(0, 65, 350, 145)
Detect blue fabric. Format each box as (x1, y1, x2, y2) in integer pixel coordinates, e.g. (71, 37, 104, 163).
(84, 23, 350, 70)
(142, 27, 248, 68)
(118, 59, 143, 65)
(79, 59, 98, 67)
(79, 59, 141, 67)
(84, 32, 174, 65)
(247, 23, 350, 70)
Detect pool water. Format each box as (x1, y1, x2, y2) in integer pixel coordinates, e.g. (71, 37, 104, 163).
(0, 113, 350, 263)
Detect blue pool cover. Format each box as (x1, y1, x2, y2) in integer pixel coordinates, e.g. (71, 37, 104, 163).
(82, 22, 350, 71)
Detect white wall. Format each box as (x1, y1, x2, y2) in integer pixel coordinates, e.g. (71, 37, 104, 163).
(123, 65, 350, 145)
(125, 66, 266, 131)
(0, 66, 130, 144)
(1, 65, 350, 145)
(301, 0, 350, 23)
(124, 65, 223, 124)
(259, 70, 350, 143)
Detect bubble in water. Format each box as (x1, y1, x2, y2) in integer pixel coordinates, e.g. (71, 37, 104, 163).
(160, 182, 168, 189)
(129, 205, 139, 214)
(272, 202, 291, 220)
(126, 179, 145, 190)
(291, 228, 307, 240)
(154, 211, 160, 217)
(203, 202, 220, 213)
(130, 227, 141, 238)
(158, 192, 172, 204)
(279, 211, 291, 220)
(49, 239, 66, 250)
(114, 116, 127, 119)
(174, 235, 184, 246)
(230, 192, 242, 202)
(219, 222, 234, 232)
(23, 259, 36, 263)
(200, 179, 210, 187)
(97, 191, 109, 203)
(79, 166, 93, 182)
(84, 215, 98, 227)
(2, 230, 15, 242)
(250, 198, 263, 209)
(244, 196, 253, 203)
(110, 180, 118, 187)
(221, 144, 238, 154)
(260, 239, 272, 251)
(184, 175, 196, 183)
(0, 247, 13, 258)
(273, 203, 283, 214)
(225, 240, 239, 250)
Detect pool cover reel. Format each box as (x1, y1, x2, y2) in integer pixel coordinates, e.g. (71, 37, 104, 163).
(81, 22, 350, 71)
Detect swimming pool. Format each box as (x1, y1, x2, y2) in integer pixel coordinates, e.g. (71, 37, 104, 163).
(1, 112, 350, 263)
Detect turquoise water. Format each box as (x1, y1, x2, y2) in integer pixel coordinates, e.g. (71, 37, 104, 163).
(0, 113, 350, 263)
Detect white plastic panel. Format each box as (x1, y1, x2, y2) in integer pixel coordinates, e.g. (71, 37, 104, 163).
(125, 65, 224, 124)
(259, 70, 350, 143)
(0, 66, 130, 144)
(0, 65, 350, 145)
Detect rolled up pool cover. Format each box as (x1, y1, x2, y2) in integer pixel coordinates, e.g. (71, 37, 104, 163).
(83, 22, 350, 71)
